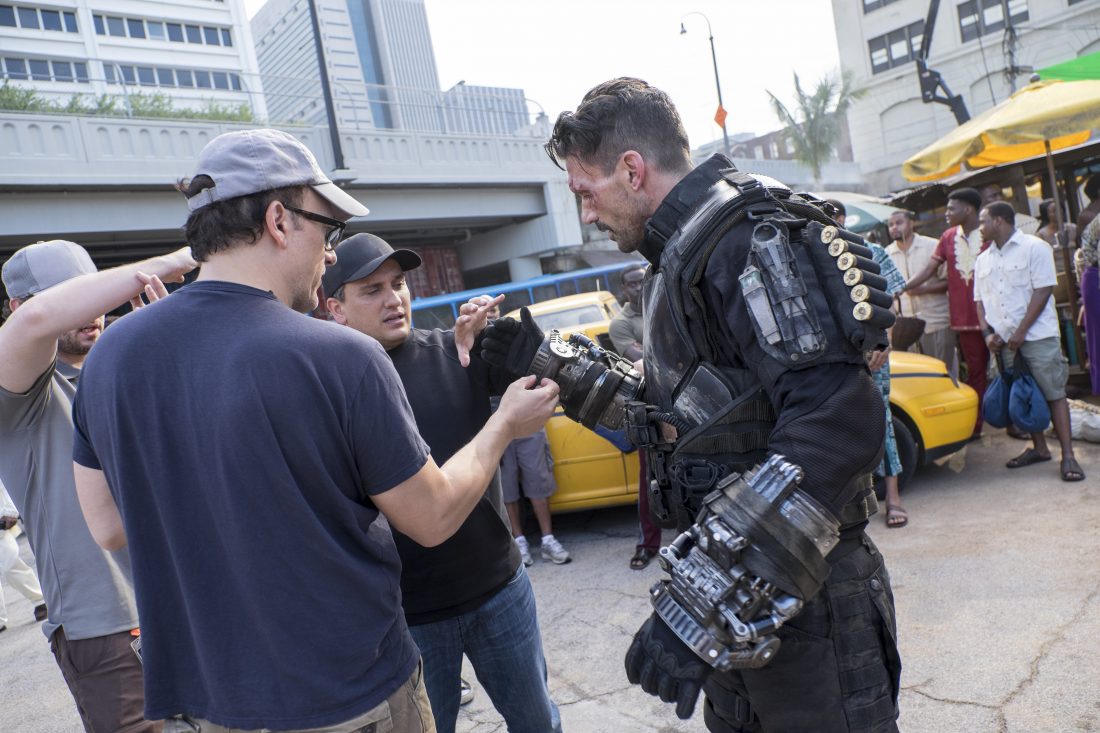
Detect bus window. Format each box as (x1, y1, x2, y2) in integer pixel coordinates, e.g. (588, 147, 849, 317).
(501, 290, 532, 314)
(531, 284, 559, 304)
(413, 304, 456, 330)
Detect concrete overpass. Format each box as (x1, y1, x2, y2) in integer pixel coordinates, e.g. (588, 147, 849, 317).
(0, 111, 581, 281)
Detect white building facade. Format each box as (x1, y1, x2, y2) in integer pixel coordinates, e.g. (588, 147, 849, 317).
(831, 0, 1100, 193)
(0, 0, 267, 119)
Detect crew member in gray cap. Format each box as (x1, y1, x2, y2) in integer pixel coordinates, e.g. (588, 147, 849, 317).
(0, 238, 196, 732)
(324, 233, 562, 733)
(70, 129, 559, 733)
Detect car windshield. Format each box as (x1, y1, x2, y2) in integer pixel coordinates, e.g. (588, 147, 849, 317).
(532, 305, 605, 331)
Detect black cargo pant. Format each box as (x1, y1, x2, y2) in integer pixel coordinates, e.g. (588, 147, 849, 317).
(702, 534, 901, 733)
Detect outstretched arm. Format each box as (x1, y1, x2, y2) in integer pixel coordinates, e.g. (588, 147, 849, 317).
(0, 247, 196, 394)
(902, 255, 943, 293)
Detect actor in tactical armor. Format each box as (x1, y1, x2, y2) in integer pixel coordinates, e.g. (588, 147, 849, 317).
(480, 78, 901, 732)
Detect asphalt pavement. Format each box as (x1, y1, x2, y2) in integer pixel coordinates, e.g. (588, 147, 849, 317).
(2, 431, 1098, 732)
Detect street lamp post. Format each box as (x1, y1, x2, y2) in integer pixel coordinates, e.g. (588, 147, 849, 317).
(680, 12, 730, 157)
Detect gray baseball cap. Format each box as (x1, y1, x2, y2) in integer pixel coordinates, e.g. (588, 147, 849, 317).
(2, 240, 98, 300)
(185, 129, 369, 220)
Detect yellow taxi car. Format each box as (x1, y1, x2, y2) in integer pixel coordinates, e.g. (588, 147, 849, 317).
(509, 293, 978, 512)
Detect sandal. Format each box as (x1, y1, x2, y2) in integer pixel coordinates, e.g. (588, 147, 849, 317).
(630, 548, 657, 570)
(885, 503, 908, 529)
(1061, 457, 1086, 482)
(1006, 448, 1052, 469)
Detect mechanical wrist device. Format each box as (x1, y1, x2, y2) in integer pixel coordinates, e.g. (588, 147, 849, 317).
(650, 454, 839, 671)
(525, 330, 644, 432)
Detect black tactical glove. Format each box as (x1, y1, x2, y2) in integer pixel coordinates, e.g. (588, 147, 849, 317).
(479, 307, 545, 380)
(625, 613, 711, 720)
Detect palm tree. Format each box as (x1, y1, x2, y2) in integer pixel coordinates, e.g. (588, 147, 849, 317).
(767, 70, 865, 190)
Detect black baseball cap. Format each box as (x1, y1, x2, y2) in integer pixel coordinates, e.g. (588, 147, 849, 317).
(322, 233, 421, 295)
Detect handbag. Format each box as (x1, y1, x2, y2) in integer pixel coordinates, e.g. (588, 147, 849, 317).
(1008, 351, 1051, 433)
(983, 352, 1013, 429)
(890, 297, 926, 352)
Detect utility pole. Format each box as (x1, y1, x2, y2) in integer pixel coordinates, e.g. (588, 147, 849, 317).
(306, 0, 345, 170)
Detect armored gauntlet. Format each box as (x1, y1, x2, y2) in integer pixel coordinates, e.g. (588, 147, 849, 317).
(649, 454, 839, 672)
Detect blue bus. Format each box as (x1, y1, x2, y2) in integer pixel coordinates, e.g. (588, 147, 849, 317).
(411, 260, 642, 330)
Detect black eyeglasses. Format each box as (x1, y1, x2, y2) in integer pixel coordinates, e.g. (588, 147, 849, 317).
(284, 205, 345, 251)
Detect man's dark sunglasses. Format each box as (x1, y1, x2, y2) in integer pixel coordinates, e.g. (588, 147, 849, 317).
(284, 205, 345, 250)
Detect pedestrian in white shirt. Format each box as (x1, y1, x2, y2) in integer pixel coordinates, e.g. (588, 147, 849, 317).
(974, 201, 1084, 482)
(886, 210, 957, 378)
(0, 480, 46, 632)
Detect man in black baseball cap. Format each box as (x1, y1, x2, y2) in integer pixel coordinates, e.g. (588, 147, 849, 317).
(324, 234, 563, 733)
(322, 233, 421, 350)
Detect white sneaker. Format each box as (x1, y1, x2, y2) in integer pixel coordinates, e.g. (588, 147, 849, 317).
(515, 537, 534, 567)
(540, 536, 571, 565)
(459, 677, 475, 706)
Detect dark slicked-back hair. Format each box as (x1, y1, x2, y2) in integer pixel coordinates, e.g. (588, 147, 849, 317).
(985, 200, 1016, 224)
(176, 176, 307, 262)
(545, 78, 692, 174)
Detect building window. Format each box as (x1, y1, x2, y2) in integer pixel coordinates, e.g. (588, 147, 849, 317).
(106, 16, 125, 36)
(863, 0, 902, 11)
(101, 62, 241, 93)
(28, 58, 49, 80)
(1, 55, 91, 83)
(0, 4, 76, 31)
(958, 0, 1028, 43)
(90, 13, 230, 46)
(868, 20, 925, 74)
(40, 8, 61, 31)
(16, 5, 36, 28)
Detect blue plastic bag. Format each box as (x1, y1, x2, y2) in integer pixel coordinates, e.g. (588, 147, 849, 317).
(983, 368, 1012, 429)
(1008, 353, 1051, 433)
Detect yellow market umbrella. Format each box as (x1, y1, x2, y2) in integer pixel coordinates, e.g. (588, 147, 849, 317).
(902, 79, 1100, 367)
(902, 79, 1100, 183)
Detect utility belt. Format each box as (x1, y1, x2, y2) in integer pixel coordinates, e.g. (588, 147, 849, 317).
(647, 448, 876, 531)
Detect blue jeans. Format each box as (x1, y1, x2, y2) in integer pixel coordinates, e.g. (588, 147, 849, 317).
(408, 564, 562, 733)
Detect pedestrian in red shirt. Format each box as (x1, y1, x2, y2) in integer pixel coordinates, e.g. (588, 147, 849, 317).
(903, 188, 990, 437)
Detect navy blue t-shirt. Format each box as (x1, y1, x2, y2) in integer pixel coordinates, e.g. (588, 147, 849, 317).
(72, 281, 430, 730)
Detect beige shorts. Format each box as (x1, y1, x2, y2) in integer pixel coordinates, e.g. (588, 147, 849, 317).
(1002, 336, 1069, 401)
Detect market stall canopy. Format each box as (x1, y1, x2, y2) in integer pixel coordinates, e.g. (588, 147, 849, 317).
(1038, 52, 1100, 82)
(842, 201, 905, 233)
(901, 80, 1100, 182)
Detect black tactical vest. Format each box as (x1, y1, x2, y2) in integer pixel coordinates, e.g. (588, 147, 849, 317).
(640, 166, 887, 525)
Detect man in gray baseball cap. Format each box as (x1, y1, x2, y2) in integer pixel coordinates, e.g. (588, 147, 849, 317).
(184, 128, 369, 220)
(72, 130, 558, 732)
(0, 237, 195, 733)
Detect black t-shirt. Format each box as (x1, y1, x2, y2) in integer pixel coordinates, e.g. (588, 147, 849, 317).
(72, 281, 428, 729)
(387, 328, 521, 625)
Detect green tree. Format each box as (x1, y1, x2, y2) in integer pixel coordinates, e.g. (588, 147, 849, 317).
(767, 70, 865, 190)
